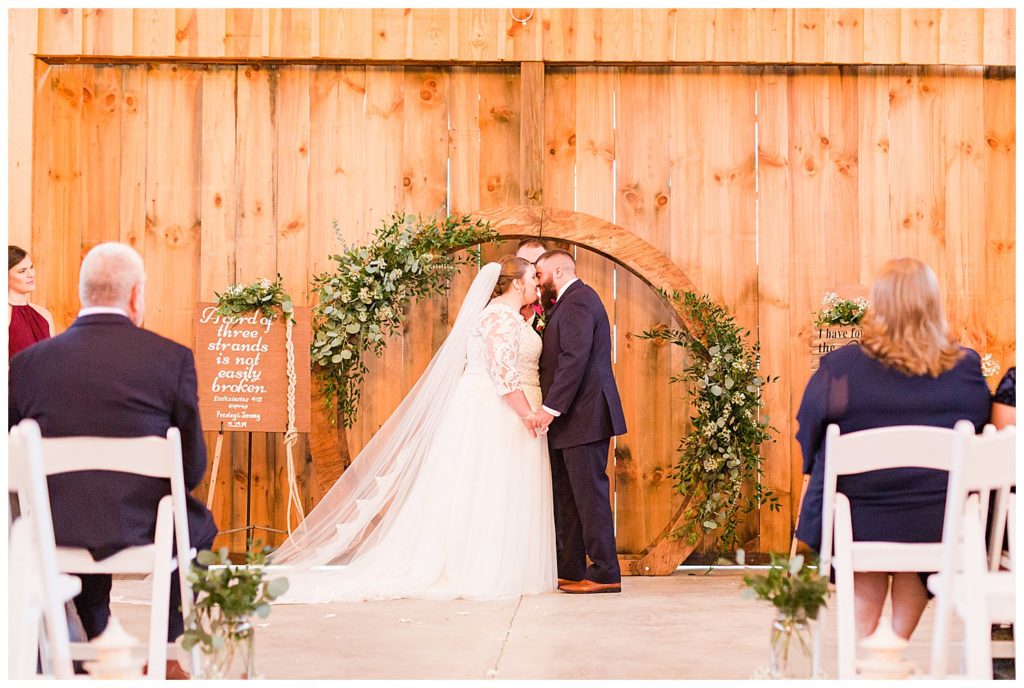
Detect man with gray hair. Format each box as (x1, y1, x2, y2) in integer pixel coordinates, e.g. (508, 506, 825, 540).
(9, 242, 217, 679)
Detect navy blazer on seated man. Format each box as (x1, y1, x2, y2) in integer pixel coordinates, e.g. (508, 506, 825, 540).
(9, 311, 218, 640)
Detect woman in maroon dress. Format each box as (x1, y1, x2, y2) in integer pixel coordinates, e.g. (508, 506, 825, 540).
(9, 245, 55, 359)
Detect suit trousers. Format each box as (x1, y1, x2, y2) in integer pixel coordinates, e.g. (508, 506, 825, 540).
(549, 438, 621, 584)
(73, 529, 216, 642)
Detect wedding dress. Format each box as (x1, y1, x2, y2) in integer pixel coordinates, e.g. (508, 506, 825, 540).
(269, 263, 557, 601)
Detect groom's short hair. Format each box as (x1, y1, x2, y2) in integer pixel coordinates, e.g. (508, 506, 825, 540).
(536, 249, 576, 272)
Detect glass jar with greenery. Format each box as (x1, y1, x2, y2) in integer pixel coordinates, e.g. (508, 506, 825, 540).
(183, 545, 289, 679)
(742, 552, 829, 679)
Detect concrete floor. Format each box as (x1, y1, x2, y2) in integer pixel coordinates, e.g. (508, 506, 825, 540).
(110, 569, 960, 680)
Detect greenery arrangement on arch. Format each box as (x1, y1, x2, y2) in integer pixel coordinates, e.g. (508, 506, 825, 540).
(640, 290, 780, 554)
(311, 211, 496, 427)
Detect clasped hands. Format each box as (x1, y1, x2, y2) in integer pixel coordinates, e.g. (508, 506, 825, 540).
(521, 409, 554, 438)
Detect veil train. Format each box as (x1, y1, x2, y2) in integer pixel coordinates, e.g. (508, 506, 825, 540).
(269, 262, 502, 569)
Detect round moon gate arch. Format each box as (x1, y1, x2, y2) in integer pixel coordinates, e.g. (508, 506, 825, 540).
(307, 206, 706, 576)
(466, 206, 703, 576)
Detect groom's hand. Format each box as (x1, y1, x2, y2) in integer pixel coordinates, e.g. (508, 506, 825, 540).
(528, 409, 555, 431)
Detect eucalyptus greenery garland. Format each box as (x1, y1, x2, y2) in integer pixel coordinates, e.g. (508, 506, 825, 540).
(640, 290, 780, 553)
(215, 275, 294, 322)
(312, 211, 496, 426)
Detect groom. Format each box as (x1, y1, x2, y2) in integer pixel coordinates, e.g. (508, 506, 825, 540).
(527, 250, 627, 594)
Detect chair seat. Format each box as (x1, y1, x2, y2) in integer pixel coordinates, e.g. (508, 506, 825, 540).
(928, 571, 1016, 625)
(846, 541, 943, 572)
(56, 545, 180, 575)
(55, 573, 82, 601)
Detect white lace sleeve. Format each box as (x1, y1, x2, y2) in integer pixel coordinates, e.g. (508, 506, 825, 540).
(477, 307, 522, 395)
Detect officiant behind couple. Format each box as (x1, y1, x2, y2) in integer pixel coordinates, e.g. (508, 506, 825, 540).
(270, 249, 626, 601)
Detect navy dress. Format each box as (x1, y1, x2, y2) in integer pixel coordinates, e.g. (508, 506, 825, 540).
(794, 343, 991, 552)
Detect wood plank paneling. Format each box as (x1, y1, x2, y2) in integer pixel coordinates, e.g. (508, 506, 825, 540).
(35, 64, 85, 329)
(614, 67, 676, 554)
(80, 66, 122, 253)
(401, 68, 451, 389)
(863, 9, 901, 64)
(983, 9, 1015, 67)
(901, 9, 940, 65)
(9, 9, 38, 251)
(983, 68, 1016, 369)
(118, 66, 147, 254)
(478, 68, 521, 209)
(355, 66, 406, 455)
(199, 67, 237, 301)
(25, 61, 1017, 559)
(940, 67, 986, 349)
(133, 8, 175, 58)
(755, 67, 795, 549)
(21, 8, 1015, 65)
(38, 7, 82, 55)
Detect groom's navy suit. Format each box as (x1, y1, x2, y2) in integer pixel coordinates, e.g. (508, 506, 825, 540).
(540, 280, 626, 584)
(8, 313, 218, 641)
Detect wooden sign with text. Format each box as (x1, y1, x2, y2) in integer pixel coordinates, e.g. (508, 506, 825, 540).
(810, 325, 862, 373)
(195, 303, 311, 433)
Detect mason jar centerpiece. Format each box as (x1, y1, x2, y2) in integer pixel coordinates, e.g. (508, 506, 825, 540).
(742, 552, 829, 679)
(183, 544, 289, 680)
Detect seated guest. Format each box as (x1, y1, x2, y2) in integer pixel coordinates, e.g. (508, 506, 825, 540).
(794, 257, 990, 641)
(991, 366, 1016, 429)
(9, 245, 56, 359)
(9, 242, 218, 679)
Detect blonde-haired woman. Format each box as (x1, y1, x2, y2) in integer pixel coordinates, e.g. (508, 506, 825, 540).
(794, 257, 990, 641)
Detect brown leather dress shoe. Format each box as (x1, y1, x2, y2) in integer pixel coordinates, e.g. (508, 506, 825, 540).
(557, 578, 582, 587)
(143, 660, 191, 680)
(558, 579, 621, 594)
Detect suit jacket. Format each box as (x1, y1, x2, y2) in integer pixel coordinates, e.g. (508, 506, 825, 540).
(9, 313, 218, 560)
(539, 280, 627, 449)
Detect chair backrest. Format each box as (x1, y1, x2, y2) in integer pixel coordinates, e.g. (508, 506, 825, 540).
(928, 422, 1015, 678)
(8, 420, 75, 678)
(819, 424, 961, 577)
(963, 422, 1016, 570)
(36, 425, 195, 622)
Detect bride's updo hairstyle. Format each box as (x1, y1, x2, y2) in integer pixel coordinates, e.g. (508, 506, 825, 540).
(491, 255, 531, 298)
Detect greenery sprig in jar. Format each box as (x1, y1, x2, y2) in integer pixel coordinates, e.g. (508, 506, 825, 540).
(741, 551, 829, 679)
(183, 545, 289, 679)
(639, 290, 779, 555)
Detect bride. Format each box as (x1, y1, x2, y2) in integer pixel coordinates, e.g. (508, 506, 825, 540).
(269, 256, 557, 601)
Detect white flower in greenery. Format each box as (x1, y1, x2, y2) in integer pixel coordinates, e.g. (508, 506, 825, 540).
(259, 278, 272, 289)
(822, 292, 839, 306)
(358, 287, 371, 303)
(789, 554, 805, 576)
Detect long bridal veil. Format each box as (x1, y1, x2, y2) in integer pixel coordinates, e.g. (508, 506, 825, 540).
(269, 262, 501, 571)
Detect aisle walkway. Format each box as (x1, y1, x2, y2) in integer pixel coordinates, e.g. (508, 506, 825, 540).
(110, 570, 956, 680)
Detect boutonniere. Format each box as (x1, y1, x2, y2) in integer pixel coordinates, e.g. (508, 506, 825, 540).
(532, 303, 548, 334)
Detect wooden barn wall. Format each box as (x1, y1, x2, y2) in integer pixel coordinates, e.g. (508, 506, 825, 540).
(10, 8, 1015, 558)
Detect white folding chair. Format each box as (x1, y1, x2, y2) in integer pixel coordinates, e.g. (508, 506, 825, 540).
(34, 423, 199, 679)
(929, 421, 1016, 678)
(815, 424, 962, 679)
(8, 420, 79, 679)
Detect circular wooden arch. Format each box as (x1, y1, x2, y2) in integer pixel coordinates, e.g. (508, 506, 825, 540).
(467, 206, 702, 575)
(309, 206, 704, 575)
